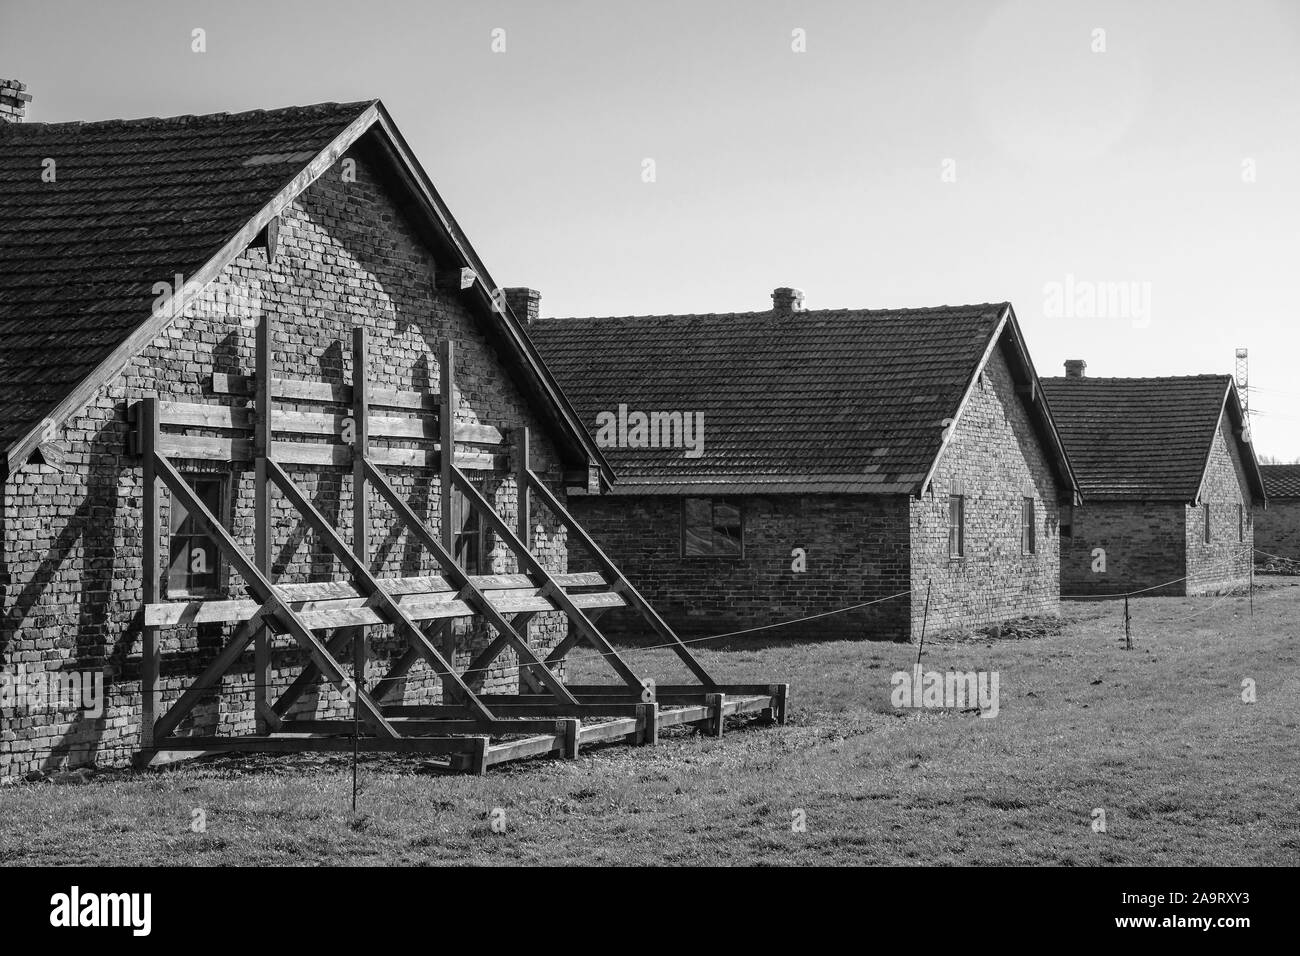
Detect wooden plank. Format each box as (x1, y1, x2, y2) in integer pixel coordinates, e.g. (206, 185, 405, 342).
(577, 717, 641, 745)
(159, 401, 253, 430)
(156, 736, 480, 755)
(253, 314, 273, 735)
(383, 702, 645, 719)
(140, 399, 161, 749)
(145, 580, 624, 628)
(214, 372, 440, 414)
(157, 433, 252, 462)
(352, 326, 371, 716)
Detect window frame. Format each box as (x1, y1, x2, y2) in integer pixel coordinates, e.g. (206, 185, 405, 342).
(451, 474, 495, 575)
(1021, 496, 1036, 555)
(680, 497, 744, 559)
(166, 473, 229, 600)
(948, 494, 965, 559)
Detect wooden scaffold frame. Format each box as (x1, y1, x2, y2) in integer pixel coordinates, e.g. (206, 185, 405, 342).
(131, 318, 787, 773)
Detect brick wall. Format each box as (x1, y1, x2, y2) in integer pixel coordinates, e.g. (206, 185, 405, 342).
(1185, 414, 1254, 594)
(910, 347, 1062, 636)
(1061, 501, 1186, 595)
(1, 150, 571, 780)
(1256, 498, 1300, 562)
(567, 493, 912, 641)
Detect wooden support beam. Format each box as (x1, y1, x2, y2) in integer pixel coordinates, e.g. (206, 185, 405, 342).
(152, 607, 267, 742)
(637, 702, 658, 746)
(524, 469, 717, 688)
(265, 458, 499, 722)
(152, 453, 398, 738)
(452, 465, 645, 692)
(365, 459, 580, 707)
(253, 313, 273, 734)
(705, 693, 725, 737)
(351, 326, 371, 712)
(139, 398, 161, 749)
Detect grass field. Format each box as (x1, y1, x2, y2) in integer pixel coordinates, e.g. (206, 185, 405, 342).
(3, 582, 1298, 866)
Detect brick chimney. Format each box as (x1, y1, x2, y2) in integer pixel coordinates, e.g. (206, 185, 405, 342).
(503, 287, 541, 326)
(772, 287, 805, 314)
(0, 80, 32, 123)
(1064, 359, 1087, 379)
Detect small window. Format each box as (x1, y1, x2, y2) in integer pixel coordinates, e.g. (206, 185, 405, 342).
(1204, 501, 1212, 544)
(168, 475, 226, 597)
(682, 498, 743, 558)
(948, 495, 965, 558)
(1021, 497, 1036, 554)
(451, 475, 495, 575)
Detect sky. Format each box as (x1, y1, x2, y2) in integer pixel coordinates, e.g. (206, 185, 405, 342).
(3, 0, 1299, 458)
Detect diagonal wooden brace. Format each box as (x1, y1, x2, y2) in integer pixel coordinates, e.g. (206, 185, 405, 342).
(364, 459, 581, 706)
(153, 453, 398, 737)
(452, 465, 646, 691)
(265, 458, 499, 722)
(524, 467, 717, 688)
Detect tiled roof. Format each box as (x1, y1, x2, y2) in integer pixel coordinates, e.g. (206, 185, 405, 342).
(0, 102, 374, 454)
(1261, 464, 1300, 498)
(529, 303, 1035, 493)
(1039, 375, 1241, 501)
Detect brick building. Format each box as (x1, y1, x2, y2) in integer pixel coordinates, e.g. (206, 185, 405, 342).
(529, 292, 1080, 641)
(0, 94, 624, 777)
(1257, 465, 1300, 563)
(1040, 363, 1265, 596)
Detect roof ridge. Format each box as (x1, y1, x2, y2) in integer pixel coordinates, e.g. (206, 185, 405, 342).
(535, 302, 1010, 323)
(4, 100, 377, 132)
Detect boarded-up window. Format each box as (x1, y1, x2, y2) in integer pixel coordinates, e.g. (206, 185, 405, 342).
(168, 475, 225, 597)
(1021, 497, 1036, 554)
(948, 495, 964, 558)
(682, 498, 743, 557)
(452, 475, 495, 575)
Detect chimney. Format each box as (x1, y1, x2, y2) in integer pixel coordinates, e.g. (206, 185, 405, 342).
(502, 287, 541, 326)
(0, 80, 32, 123)
(772, 287, 805, 314)
(1064, 359, 1087, 379)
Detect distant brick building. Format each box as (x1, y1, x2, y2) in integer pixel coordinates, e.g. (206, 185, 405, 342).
(530, 293, 1080, 641)
(1041, 363, 1265, 596)
(0, 95, 616, 778)
(1257, 465, 1300, 562)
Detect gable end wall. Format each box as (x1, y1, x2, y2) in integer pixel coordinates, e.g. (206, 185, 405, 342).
(0, 151, 570, 780)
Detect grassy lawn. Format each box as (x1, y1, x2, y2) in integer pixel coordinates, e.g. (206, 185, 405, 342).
(2, 582, 1298, 866)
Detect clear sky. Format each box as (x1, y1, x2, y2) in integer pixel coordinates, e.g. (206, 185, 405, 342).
(4, 0, 1298, 459)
